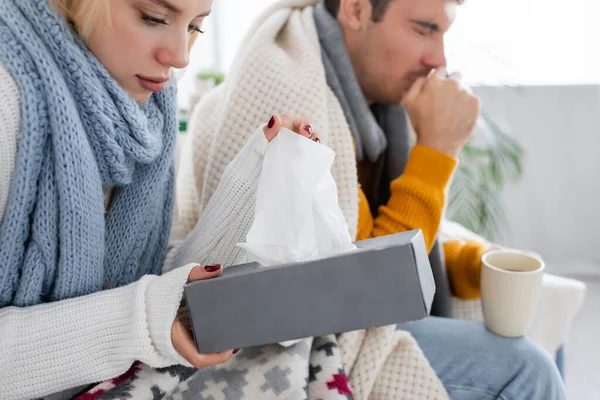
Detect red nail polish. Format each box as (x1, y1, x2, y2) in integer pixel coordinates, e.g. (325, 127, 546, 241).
(204, 264, 221, 273)
(267, 116, 275, 129)
(303, 124, 313, 136)
(233, 348, 240, 354)
(312, 137, 321, 143)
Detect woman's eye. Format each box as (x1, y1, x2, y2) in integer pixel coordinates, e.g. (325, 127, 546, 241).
(141, 12, 168, 27)
(188, 25, 204, 34)
(141, 12, 204, 35)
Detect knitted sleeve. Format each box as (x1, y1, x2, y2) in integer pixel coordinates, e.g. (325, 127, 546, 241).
(166, 127, 269, 270)
(0, 263, 197, 399)
(357, 145, 457, 250)
(443, 240, 488, 299)
(355, 145, 489, 300)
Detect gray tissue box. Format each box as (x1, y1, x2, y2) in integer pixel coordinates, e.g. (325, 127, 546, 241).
(184, 230, 435, 353)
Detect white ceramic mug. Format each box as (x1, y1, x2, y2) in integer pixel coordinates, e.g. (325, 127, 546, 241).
(481, 250, 545, 337)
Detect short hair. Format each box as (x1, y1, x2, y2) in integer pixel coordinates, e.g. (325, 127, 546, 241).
(324, 0, 391, 22)
(323, 0, 464, 23)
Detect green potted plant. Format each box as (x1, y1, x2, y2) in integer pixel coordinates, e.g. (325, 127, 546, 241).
(196, 70, 225, 86)
(448, 112, 524, 241)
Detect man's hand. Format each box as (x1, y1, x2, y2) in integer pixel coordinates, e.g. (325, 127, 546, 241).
(403, 68, 480, 158)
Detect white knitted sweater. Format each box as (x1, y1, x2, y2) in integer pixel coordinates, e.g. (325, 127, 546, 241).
(0, 63, 276, 399)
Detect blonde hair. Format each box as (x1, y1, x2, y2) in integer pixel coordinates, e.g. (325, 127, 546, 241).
(48, 0, 109, 40)
(49, 0, 199, 51)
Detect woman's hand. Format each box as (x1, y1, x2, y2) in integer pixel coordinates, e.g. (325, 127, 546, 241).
(171, 265, 237, 368)
(263, 114, 321, 143)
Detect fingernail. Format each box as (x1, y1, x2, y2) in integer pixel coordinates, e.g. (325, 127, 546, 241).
(267, 116, 275, 129)
(233, 348, 240, 354)
(204, 264, 221, 273)
(303, 124, 313, 137)
(312, 137, 320, 143)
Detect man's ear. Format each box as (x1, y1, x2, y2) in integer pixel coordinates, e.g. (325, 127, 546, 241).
(337, 0, 373, 31)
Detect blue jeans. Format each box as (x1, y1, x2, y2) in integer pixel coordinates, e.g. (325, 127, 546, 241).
(398, 317, 566, 400)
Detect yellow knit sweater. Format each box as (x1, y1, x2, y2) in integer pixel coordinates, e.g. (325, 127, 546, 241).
(356, 145, 487, 300)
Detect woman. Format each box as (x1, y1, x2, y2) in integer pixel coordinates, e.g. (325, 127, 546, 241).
(0, 0, 313, 398)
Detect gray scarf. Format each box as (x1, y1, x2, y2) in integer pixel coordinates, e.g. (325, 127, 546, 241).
(314, 3, 451, 317)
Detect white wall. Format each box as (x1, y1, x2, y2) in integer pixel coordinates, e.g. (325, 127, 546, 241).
(445, 0, 600, 86)
(473, 85, 600, 264)
(179, 0, 600, 97)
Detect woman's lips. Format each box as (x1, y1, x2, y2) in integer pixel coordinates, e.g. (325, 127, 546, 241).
(137, 75, 168, 92)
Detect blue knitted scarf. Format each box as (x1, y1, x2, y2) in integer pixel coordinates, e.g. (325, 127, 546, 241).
(0, 0, 177, 307)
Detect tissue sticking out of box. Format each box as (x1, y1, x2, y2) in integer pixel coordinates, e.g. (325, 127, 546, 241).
(238, 128, 356, 267)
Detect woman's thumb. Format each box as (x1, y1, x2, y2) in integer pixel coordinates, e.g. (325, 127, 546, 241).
(187, 264, 223, 283)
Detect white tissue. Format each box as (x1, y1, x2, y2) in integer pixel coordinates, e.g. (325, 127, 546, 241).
(238, 128, 356, 267)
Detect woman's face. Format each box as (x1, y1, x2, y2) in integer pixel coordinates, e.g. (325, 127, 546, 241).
(86, 0, 212, 103)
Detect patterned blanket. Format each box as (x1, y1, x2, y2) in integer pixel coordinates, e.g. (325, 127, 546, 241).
(78, 336, 354, 399)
